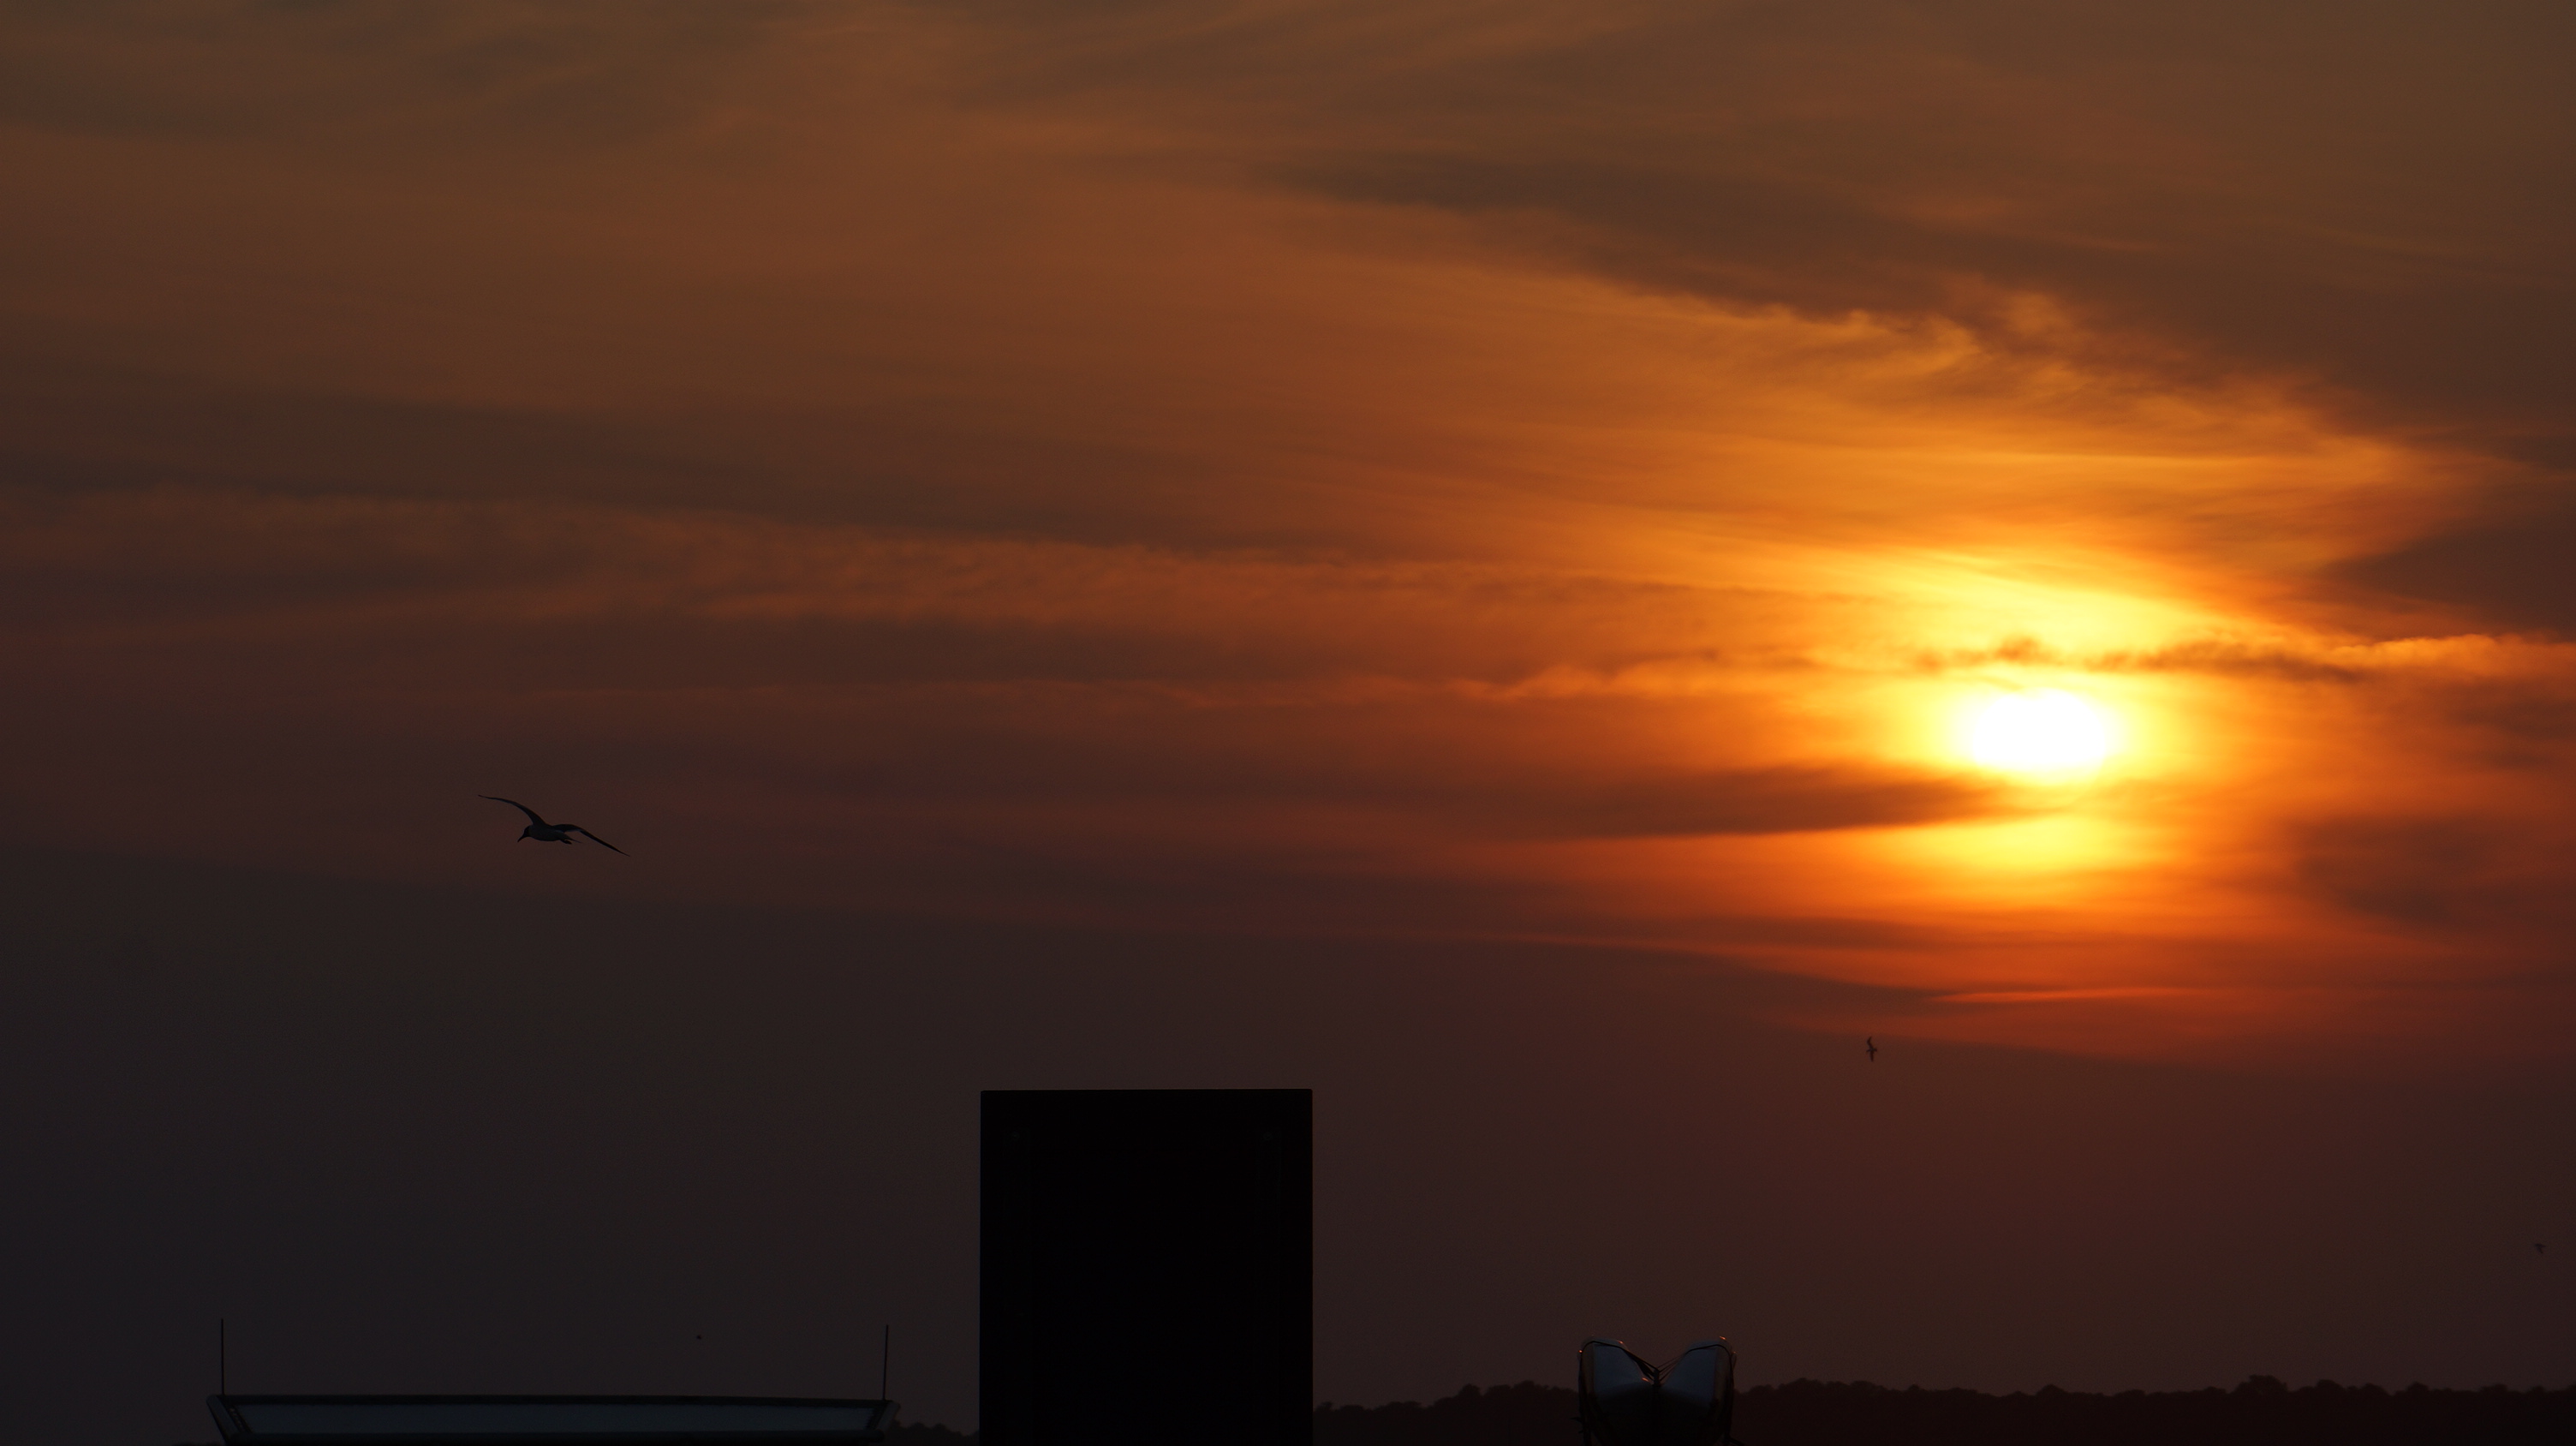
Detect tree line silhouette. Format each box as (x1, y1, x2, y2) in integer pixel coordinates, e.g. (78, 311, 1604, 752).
(1309, 1376, 2576, 1446)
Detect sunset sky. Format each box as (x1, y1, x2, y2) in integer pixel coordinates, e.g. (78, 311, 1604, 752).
(4, 3, 2573, 1442)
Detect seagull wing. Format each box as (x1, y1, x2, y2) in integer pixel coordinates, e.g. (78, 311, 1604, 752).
(481, 795, 551, 827)
(569, 826, 628, 855)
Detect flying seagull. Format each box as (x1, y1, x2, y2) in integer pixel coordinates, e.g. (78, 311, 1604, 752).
(1865, 1037, 1879, 1063)
(481, 796, 626, 854)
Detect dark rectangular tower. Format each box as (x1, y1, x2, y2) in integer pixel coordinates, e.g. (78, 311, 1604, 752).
(980, 1089, 1312, 1446)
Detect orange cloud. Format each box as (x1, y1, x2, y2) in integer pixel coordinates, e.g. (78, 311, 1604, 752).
(5, 2, 2573, 1071)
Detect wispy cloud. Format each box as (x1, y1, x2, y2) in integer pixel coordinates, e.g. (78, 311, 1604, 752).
(5, 1, 2574, 1068)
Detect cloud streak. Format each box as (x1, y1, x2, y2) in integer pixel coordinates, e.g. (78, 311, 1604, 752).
(5, 1, 2575, 1069)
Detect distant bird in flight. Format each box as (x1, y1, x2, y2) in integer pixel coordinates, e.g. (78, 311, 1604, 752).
(1865, 1037, 1879, 1063)
(482, 796, 626, 854)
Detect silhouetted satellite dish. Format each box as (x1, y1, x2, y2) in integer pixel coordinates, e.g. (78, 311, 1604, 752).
(1578, 1338, 1737, 1446)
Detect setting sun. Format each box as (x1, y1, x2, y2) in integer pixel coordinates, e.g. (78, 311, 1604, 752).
(1969, 690, 2114, 774)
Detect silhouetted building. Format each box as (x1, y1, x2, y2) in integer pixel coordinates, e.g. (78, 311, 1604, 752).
(205, 1395, 892, 1445)
(1578, 1339, 1736, 1446)
(981, 1088, 1312, 1446)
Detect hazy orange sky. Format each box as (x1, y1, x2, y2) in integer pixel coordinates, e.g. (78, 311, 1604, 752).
(3, 3, 2573, 1441)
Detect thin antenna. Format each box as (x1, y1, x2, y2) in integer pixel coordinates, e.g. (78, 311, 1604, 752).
(220, 1318, 228, 1395)
(879, 1324, 890, 1402)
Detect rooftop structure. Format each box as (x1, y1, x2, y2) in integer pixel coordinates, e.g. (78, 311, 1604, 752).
(206, 1395, 895, 1446)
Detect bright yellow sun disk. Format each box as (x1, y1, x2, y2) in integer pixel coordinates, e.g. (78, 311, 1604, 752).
(1969, 690, 2112, 774)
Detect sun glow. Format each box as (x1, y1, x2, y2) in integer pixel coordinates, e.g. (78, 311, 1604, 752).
(1969, 690, 2113, 774)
